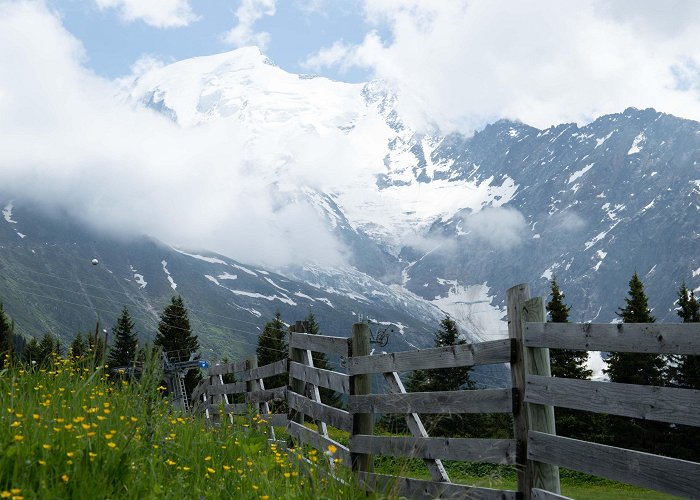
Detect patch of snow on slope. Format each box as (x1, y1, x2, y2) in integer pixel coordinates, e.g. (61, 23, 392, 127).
(627, 132, 645, 155)
(692, 267, 700, 278)
(217, 272, 237, 280)
(16, 232, 26, 239)
(585, 231, 607, 250)
(161, 260, 177, 290)
(204, 275, 220, 286)
(226, 289, 297, 306)
(594, 131, 614, 148)
(233, 264, 257, 276)
(294, 291, 315, 301)
(173, 248, 227, 264)
(2, 203, 17, 224)
(264, 277, 290, 292)
(567, 163, 594, 184)
(130, 265, 147, 288)
(431, 281, 508, 341)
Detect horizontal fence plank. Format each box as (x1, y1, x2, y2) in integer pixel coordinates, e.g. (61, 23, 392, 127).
(350, 389, 512, 415)
(528, 431, 700, 498)
(287, 391, 353, 432)
(525, 322, 700, 355)
(289, 361, 350, 395)
(206, 403, 249, 415)
(531, 488, 574, 500)
(289, 332, 349, 357)
(358, 472, 517, 500)
(526, 375, 700, 427)
(206, 381, 247, 396)
(246, 386, 286, 403)
(208, 359, 248, 377)
(191, 380, 209, 401)
(349, 435, 516, 464)
(267, 413, 288, 427)
(238, 359, 288, 382)
(286, 421, 351, 465)
(347, 339, 512, 375)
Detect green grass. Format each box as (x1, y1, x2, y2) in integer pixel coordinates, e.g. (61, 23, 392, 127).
(1, 354, 682, 500)
(0, 353, 371, 499)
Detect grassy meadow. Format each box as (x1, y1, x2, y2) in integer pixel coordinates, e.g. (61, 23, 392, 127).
(0, 351, 680, 499)
(0, 353, 368, 500)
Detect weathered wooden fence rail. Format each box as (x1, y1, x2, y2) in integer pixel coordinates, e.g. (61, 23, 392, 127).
(189, 283, 700, 500)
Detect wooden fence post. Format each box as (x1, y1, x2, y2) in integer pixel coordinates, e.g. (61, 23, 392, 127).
(523, 296, 560, 495)
(349, 322, 373, 473)
(507, 283, 532, 498)
(246, 356, 260, 406)
(289, 323, 306, 428)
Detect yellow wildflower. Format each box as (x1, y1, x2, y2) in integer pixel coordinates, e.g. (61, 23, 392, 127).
(327, 444, 337, 454)
(107, 442, 117, 448)
(42, 444, 51, 450)
(207, 468, 215, 474)
(14, 435, 23, 442)
(61, 474, 69, 483)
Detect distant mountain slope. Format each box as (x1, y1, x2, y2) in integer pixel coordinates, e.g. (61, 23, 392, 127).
(0, 201, 450, 362)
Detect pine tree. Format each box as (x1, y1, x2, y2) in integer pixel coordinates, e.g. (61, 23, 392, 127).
(23, 337, 41, 365)
(36, 333, 61, 366)
(545, 279, 597, 440)
(304, 312, 341, 408)
(676, 283, 700, 389)
(546, 278, 591, 380)
(605, 272, 664, 386)
(108, 307, 139, 368)
(256, 311, 287, 390)
(154, 296, 200, 395)
(0, 302, 13, 368)
(410, 316, 475, 437)
(69, 332, 88, 360)
(605, 272, 665, 454)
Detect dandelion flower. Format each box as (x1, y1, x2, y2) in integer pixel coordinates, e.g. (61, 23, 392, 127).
(107, 442, 117, 448)
(14, 435, 23, 442)
(61, 474, 69, 483)
(207, 468, 215, 474)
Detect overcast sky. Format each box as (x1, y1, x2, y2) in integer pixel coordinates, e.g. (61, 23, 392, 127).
(2, 0, 700, 266)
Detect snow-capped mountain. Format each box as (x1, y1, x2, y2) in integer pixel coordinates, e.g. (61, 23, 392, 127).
(2, 47, 699, 374)
(123, 47, 700, 327)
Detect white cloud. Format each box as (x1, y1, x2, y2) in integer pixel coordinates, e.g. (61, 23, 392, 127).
(306, 0, 700, 133)
(94, 0, 197, 28)
(221, 0, 276, 50)
(461, 207, 528, 250)
(0, 2, 347, 268)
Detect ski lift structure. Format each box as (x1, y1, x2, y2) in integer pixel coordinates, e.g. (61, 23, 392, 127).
(161, 349, 209, 414)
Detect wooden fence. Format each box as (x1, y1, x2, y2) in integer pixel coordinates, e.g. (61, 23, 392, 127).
(190, 284, 700, 499)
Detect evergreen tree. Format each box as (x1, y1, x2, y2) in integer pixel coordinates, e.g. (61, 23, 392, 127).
(154, 296, 200, 395)
(23, 338, 41, 365)
(108, 307, 139, 368)
(605, 272, 665, 454)
(304, 312, 341, 407)
(545, 279, 597, 440)
(409, 316, 475, 437)
(256, 311, 287, 390)
(0, 302, 14, 368)
(676, 283, 700, 389)
(605, 272, 664, 386)
(36, 333, 61, 366)
(69, 332, 88, 360)
(546, 278, 591, 380)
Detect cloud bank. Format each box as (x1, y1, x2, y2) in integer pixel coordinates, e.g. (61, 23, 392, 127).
(0, 1, 347, 268)
(94, 0, 197, 28)
(306, 0, 700, 133)
(221, 0, 277, 50)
